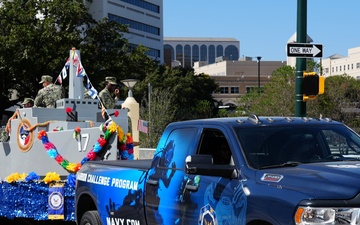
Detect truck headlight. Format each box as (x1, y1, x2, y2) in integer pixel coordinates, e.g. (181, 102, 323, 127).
(295, 207, 360, 224)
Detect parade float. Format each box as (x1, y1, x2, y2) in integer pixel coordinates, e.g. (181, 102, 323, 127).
(0, 49, 133, 221)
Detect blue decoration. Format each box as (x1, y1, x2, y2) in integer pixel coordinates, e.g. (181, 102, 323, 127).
(93, 143, 101, 153)
(25, 172, 40, 182)
(47, 149, 58, 158)
(0, 181, 75, 221)
(67, 174, 76, 188)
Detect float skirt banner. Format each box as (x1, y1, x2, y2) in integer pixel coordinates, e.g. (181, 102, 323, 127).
(48, 183, 65, 220)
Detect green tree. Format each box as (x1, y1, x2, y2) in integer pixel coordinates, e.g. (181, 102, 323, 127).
(135, 66, 218, 122)
(139, 88, 177, 148)
(236, 63, 360, 131)
(0, 0, 157, 120)
(307, 75, 360, 130)
(236, 65, 296, 116)
(0, 0, 94, 112)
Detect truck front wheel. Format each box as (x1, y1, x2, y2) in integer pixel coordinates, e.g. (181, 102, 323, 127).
(80, 210, 101, 225)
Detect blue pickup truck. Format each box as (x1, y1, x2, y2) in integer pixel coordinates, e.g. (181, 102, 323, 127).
(75, 115, 360, 225)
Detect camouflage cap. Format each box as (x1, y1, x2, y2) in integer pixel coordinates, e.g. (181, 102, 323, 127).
(105, 77, 117, 85)
(22, 98, 34, 105)
(39, 75, 53, 84)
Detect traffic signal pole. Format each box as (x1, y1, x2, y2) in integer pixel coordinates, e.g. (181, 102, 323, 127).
(295, 0, 307, 117)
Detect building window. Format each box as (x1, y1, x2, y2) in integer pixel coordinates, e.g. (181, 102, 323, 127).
(246, 86, 256, 93)
(184, 45, 191, 68)
(129, 43, 160, 58)
(357, 63, 360, 68)
(348, 64, 350, 70)
(339, 66, 341, 72)
(231, 87, 239, 93)
(108, 14, 160, 35)
(200, 45, 207, 62)
(224, 45, 239, 61)
(220, 87, 229, 93)
(344, 65, 346, 71)
(352, 64, 354, 69)
(192, 45, 199, 64)
(336, 66, 338, 72)
(176, 44, 183, 64)
(120, 0, 160, 13)
(209, 45, 215, 64)
(332, 67, 334, 73)
(324, 68, 329, 73)
(216, 45, 223, 57)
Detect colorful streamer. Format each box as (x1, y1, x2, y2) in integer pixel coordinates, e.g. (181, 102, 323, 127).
(37, 120, 133, 174)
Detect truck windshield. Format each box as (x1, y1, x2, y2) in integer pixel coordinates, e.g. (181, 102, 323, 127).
(235, 124, 360, 169)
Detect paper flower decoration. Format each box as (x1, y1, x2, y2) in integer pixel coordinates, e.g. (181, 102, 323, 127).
(5, 172, 28, 183)
(43, 172, 61, 184)
(65, 107, 72, 113)
(38, 120, 134, 174)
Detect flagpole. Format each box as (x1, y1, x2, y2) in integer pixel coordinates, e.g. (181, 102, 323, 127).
(69, 48, 84, 99)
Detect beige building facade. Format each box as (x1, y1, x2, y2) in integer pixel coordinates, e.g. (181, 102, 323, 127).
(321, 46, 360, 79)
(194, 58, 286, 107)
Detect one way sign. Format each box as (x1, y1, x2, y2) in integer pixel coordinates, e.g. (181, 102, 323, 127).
(287, 43, 323, 58)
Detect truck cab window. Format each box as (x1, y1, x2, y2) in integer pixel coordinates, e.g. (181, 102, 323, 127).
(198, 129, 232, 165)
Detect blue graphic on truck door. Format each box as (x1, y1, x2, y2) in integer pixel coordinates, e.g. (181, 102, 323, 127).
(145, 127, 199, 225)
(145, 126, 247, 224)
(145, 140, 176, 224)
(202, 178, 247, 224)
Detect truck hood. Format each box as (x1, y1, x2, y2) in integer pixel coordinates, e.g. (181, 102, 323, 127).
(255, 161, 360, 199)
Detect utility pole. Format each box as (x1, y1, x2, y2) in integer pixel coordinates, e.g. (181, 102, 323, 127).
(295, 0, 307, 117)
(257, 56, 262, 93)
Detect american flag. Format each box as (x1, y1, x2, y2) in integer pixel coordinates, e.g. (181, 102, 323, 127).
(138, 119, 149, 134)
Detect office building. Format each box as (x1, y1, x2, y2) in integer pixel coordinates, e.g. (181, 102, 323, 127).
(194, 58, 286, 107)
(164, 37, 240, 67)
(321, 46, 360, 79)
(87, 0, 163, 63)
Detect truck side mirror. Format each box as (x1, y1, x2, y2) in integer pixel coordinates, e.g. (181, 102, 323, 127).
(185, 155, 238, 179)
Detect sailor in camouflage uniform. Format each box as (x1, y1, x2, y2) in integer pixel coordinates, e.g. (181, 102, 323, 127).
(99, 77, 120, 109)
(34, 75, 65, 108)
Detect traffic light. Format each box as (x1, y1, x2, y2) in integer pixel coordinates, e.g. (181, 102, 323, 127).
(302, 71, 325, 101)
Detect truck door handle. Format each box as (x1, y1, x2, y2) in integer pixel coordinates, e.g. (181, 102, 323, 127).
(147, 179, 159, 186)
(185, 184, 199, 192)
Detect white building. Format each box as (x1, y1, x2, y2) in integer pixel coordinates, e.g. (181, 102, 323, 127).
(87, 0, 163, 63)
(321, 46, 360, 79)
(164, 37, 240, 68)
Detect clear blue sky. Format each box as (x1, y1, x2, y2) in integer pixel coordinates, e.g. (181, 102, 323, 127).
(163, 0, 359, 61)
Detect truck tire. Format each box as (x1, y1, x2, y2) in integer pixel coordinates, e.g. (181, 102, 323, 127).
(80, 210, 101, 225)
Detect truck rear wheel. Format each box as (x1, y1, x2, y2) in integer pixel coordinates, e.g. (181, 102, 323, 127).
(80, 210, 101, 225)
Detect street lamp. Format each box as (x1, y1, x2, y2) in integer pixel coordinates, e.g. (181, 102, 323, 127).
(121, 79, 139, 97)
(256, 56, 262, 93)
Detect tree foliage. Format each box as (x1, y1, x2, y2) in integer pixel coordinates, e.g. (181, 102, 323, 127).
(0, 0, 158, 116)
(236, 65, 296, 116)
(135, 66, 218, 147)
(236, 63, 360, 131)
(139, 88, 177, 148)
(0, 0, 94, 110)
(135, 66, 219, 122)
(307, 75, 360, 130)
